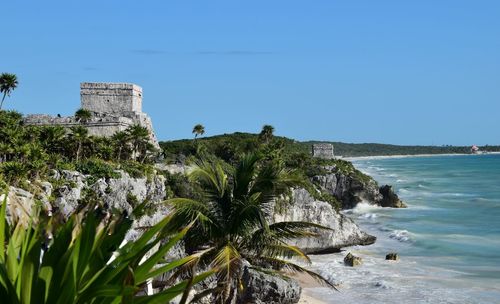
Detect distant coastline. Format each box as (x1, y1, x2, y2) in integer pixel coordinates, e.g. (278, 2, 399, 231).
(344, 151, 500, 161)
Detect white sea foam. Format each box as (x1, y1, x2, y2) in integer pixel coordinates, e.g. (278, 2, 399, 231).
(360, 213, 378, 220)
(389, 230, 412, 243)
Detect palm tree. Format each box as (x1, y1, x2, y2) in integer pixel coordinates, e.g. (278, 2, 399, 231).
(259, 124, 275, 144)
(75, 108, 92, 123)
(192, 124, 205, 140)
(40, 126, 67, 154)
(126, 124, 150, 161)
(166, 153, 332, 303)
(0, 73, 18, 110)
(111, 130, 130, 160)
(70, 126, 89, 161)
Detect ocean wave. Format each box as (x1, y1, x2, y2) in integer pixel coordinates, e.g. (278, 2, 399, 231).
(345, 202, 382, 215)
(374, 280, 393, 289)
(389, 230, 413, 243)
(359, 213, 378, 220)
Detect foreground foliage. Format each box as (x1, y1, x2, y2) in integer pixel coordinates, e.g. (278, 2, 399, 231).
(167, 153, 333, 303)
(0, 192, 214, 304)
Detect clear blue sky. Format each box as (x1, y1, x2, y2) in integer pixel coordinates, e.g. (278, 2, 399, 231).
(1, 1, 499, 145)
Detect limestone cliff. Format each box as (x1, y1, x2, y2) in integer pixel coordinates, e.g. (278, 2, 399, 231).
(274, 189, 376, 254)
(312, 166, 406, 209)
(5, 169, 169, 241)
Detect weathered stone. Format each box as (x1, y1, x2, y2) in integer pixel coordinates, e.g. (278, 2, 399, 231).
(274, 189, 376, 254)
(238, 267, 301, 304)
(313, 169, 409, 209)
(344, 252, 363, 266)
(312, 143, 334, 159)
(81, 82, 143, 114)
(50, 170, 167, 240)
(23, 82, 159, 148)
(54, 170, 87, 217)
(379, 185, 407, 208)
(386, 252, 399, 261)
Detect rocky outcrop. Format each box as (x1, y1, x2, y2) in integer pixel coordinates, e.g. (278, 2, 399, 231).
(344, 252, 362, 266)
(1, 170, 169, 241)
(238, 267, 301, 304)
(52, 170, 166, 216)
(379, 185, 407, 208)
(274, 189, 376, 254)
(386, 252, 399, 261)
(313, 170, 405, 209)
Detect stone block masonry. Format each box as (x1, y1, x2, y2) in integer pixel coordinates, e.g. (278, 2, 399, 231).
(81, 83, 143, 115)
(312, 143, 335, 159)
(24, 82, 159, 148)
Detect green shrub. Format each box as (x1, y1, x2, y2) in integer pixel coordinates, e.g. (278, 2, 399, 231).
(0, 161, 29, 186)
(120, 161, 155, 179)
(75, 158, 121, 179)
(0, 191, 216, 303)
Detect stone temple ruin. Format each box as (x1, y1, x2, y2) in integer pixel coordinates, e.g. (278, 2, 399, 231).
(312, 143, 335, 159)
(24, 83, 159, 148)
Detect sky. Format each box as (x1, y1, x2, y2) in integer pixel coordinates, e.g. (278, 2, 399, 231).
(1, 1, 499, 145)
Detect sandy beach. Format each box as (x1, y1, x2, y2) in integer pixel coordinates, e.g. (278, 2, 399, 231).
(291, 272, 329, 304)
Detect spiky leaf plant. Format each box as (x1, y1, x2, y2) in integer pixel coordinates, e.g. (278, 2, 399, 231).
(0, 191, 215, 303)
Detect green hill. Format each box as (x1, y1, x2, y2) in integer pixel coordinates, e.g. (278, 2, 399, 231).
(160, 132, 500, 159)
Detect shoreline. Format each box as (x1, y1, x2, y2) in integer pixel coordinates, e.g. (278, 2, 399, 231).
(343, 151, 500, 161)
(292, 272, 328, 304)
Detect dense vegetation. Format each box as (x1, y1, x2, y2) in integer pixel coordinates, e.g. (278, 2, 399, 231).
(1, 109, 338, 302)
(166, 153, 333, 302)
(0, 110, 158, 190)
(160, 131, 371, 210)
(160, 132, 500, 158)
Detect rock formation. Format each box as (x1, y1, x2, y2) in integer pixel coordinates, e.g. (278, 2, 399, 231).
(274, 188, 376, 254)
(238, 267, 301, 304)
(312, 168, 406, 209)
(379, 185, 407, 208)
(344, 252, 363, 266)
(386, 252, 399, 261)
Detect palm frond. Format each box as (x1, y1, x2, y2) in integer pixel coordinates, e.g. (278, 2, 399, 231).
(249, 256, 337, 290)
(211, 243, 243, 301)
(257, 243, 311, 263)
(189, 160, 228, 200)
(233, 153, 261, 199)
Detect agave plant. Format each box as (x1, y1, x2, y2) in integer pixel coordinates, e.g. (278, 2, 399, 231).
(166, 153, 333, 303)
(0, 191, 215, 303)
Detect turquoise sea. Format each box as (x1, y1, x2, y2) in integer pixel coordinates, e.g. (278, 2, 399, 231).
(306, 154, 500, 304)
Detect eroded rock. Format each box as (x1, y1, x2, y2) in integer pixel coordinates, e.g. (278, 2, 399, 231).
(379, 185, 407, 208)
(238, 267, 301, 304)
(344, 252, 363, 266)
(274, 188, 376, 254)
(386, 252, 399, 261)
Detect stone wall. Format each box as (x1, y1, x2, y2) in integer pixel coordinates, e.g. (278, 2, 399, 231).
(312, 143, 334, 159)
(81, 82, 142, 115)
(23, 82, 159, 148)
(24, 113, 134, 137)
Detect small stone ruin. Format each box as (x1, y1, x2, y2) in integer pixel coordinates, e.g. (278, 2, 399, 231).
(312, 143, 334, 159)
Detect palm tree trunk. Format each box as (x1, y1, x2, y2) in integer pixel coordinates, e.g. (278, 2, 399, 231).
(76, 142, 81, 161)
(0, 92, 6, 110)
